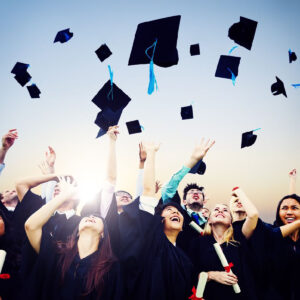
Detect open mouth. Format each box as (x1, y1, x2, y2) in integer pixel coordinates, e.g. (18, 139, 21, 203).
(170, 216, 180, 223)
(216, 213, 225, 218)
(192, 195, 199, 200)
(285, 217, 295, 223)
(85, 219, 96, 224)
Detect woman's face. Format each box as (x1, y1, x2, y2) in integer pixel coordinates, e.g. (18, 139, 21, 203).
(279, 198, 300, 225)
(209, 204, 232, 226)
(161, 206, 184, 231)
(78, 215, 104, 236)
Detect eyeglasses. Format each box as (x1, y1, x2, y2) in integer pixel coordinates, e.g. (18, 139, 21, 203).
(116, 192, 132, 199)
(187, 191, 203, 195)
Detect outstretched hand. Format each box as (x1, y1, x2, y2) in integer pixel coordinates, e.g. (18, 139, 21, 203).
(2, 129, 18, 150)
(289, 169, 297, 179)
(56, 176, 79, 203)
(155, 180, 162, 194)
(139, 142, 147, 162)
(45, 146, 56, 168)
(191, 138, 215, 162)
(143, 141, 161, 153)
(107, 125, 119, 141)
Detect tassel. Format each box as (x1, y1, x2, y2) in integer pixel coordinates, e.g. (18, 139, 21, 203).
(227, 67, 236, 86)
(229, 45, 238, 54)
(291, 84, 300, 88)
(107, 65, 114, 100)
(145, 39, 158, 95)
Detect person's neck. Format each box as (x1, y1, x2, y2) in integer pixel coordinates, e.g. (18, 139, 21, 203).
(164, 229, 179, 245)
(290, 229, 299, 242)
(57, 202, 74, 213)
(77, 230, 100, 259)
(187, 205, 202, 213)
(212, 223, 228, 244)
(117, 206, 123, 214)
(232, 211, 246, 222)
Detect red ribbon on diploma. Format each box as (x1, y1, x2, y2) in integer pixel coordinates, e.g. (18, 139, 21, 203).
(0, 274, 10, 279)
(200, 232, 204, 236)
(189, 286, 203, 300)
(232, 187, 239, 191)
(224, 262, 234, 273)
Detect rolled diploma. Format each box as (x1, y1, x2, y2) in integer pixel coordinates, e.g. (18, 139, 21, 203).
(0, 250, 7, 273)
(213, 243, 241, 294)
(189, 221, 204, 234)
(196, 272, 208, 298)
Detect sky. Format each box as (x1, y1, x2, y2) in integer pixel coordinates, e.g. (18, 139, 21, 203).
(0, 0, 299, 222)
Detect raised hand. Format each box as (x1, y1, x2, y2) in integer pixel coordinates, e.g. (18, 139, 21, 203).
(56, 176, 79, 203)
(191, 138, 215, 162)
(139, 142, 147, 162)
(289, 169, 297, 179)
(2, 129, 18, 150)
(45, 146, 56, 168)
(107, 125, 119, 141)
(143, 141, 161, 153)
(155, 180, 162, 194)
(38, 161, 51, 175)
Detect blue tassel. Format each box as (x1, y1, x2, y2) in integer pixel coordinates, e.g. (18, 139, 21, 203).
(145, 39, 158, 95)
(227, 67, 236, 86)
(229, 45, 238, 54)
(107, 65, 114, 100)
(291, 83, 300, 88)
(253, 128, 261, 132)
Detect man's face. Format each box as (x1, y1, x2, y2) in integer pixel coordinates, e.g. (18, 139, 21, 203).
(201, 207, 210, 220)
(1, 190, 18, 208)
(115, 191, 133, 208)
(183, 189, 204, 210)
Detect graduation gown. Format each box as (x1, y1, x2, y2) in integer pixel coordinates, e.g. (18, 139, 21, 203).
(189, 231, 258, 300)
(109, 197, 194, 300)
(22, 230, 123, 300)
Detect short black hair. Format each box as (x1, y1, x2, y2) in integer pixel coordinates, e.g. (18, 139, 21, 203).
(274, 194, 300, 227)
(183, 183, 204, 200)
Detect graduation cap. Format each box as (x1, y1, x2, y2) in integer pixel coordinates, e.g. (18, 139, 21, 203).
(54, 28, 73, 43)
(241, 129, 260, 148)
(228, 16, 258, 50)
(155, 191, 184, 215)
(189, 160, 206, 175)
(27, 84, 41, 98)
(181, 105, 193, 120)
(288, 49, 297, 63)
(126, 120, 142, 135)
(190, 44, 200, 56)
(11, 62, 31, 87)
(95, 44, 112, 62)
(92, 80, 131, 112)
(128, 15, 181, 68)
(94, 108, 122, 138)
(215, 55, 241, 84)
(271, 76, 287, 98)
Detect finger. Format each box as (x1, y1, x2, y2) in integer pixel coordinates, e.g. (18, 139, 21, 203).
(8, 129, 17, 132)
(209, 140, 216, 149)
(48, 146, 54, 153)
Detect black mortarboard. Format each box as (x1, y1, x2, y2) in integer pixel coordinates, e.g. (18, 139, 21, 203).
(54, 28, 73, 43)
(94, 107, 122, 138)
(128, 15, 181, 68)
(126, 120, 142, 135)
(95, 44, 112, 62)
(189, 160, 206, 175)
(155, 191, 184, 216)
(92, 80, 131, 112)
(11, 62, 31, 87)
(190, 44, 200, 56)
(215, 55, 241, 80)
(228, 16, 258, 50)
(181, 105, 193, 120)
(27, 84, 41, 98)
(271, 76, 287, 98)
(241, 130, 258, 148)
(288, 49, 297, 63)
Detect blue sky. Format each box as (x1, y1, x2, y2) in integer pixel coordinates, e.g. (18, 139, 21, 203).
(1, 0, 299, 222)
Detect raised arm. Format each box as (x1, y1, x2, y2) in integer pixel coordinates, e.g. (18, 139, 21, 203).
(0, 129, 18, 166)
(136, 142, 146, 197)
(106, 126, 119, 185)
(25, 177, 78, 253)
(15, 173, 59, 202)
(232, 188, 259, 239)
(161, 138, 215, 202)
(279, 219, 300, 238)
(288, 169, 297, 194)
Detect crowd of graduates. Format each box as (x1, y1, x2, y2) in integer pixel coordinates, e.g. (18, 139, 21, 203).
(0, 126, 299, 300)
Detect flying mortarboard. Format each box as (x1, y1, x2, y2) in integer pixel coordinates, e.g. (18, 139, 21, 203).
(181, 105, 193, 120)
(190, 44, 200, 56)
(92, 80, 131, 112)
(94, 108, 122, 138)
(228, 16, 258, 50)
(27, 84, 41, 98)
(215, 55, 241, 84)
(95, 44, 112, 62)
(126, 120, 142, 135)
(288, 49, 297, 63)
(54, 28, 73, 43)
(271, 76, 287, 98)
(11, 62, 31, 87)
(241, 128, 260, 148)
(189, 160, 206, 175)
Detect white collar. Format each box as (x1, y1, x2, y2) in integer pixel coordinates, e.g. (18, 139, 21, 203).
(54, 209, 75, 220)
(6, 206, 15, 212)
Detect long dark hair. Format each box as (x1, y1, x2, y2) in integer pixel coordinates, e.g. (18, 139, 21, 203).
(274, 194, 300, 227)
(57, 218, 116, 297)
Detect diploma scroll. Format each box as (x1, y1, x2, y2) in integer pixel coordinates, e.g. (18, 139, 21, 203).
(0, 250, 7, 273)
(189, 221, 204, 235)
(213, 243, 241, 294)
(196, 272, 208, 298)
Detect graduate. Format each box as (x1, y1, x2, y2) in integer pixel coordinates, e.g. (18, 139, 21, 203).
(189, 188, 259, 300)
(109, 141, 193, 300)
(23, 177, 122, 300)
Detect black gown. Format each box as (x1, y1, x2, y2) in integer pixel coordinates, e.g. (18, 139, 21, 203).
(107, 197, 194, 300)
(189, 229, 258, 300)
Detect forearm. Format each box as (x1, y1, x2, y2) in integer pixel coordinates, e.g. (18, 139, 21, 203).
(136, 168, 144, 198)
(280, 220, 300, 238)
(0, 147, 7, 165)
(143, 151, 156, 197)
(289, 178, 296, 194)
(106, 139, 117, 185)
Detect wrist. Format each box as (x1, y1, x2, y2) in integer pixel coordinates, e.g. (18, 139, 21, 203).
(139, 161, 145, 169)
(207, 271, 215, 281)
